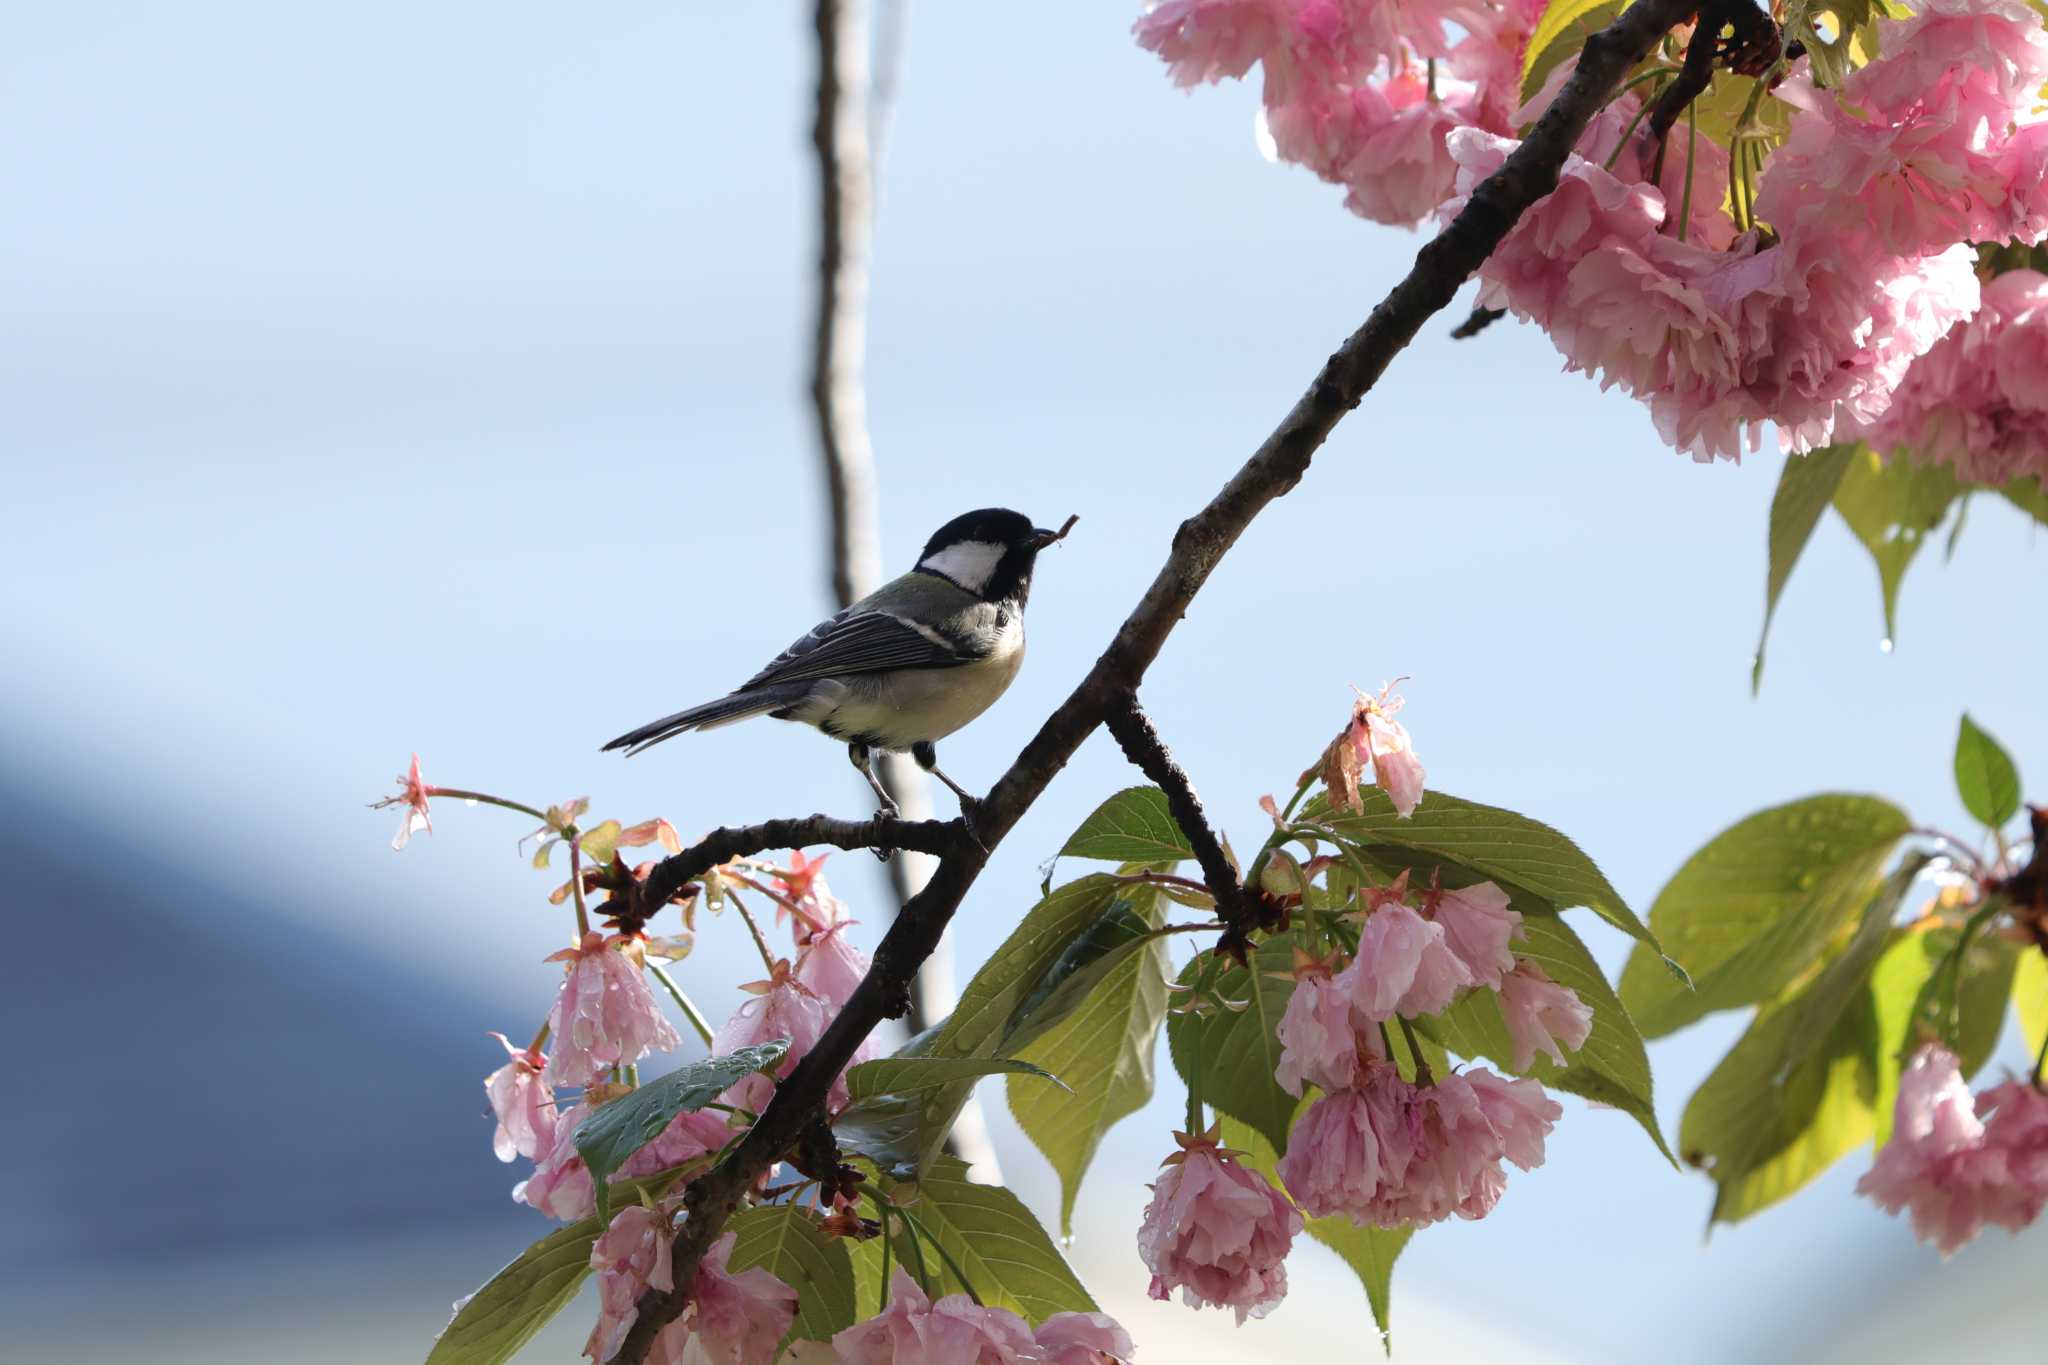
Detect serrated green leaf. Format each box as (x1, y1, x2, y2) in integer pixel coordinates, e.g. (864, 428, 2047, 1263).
(1007, 887, 1171, 1236)
(1753, 444, 1857, 692)
(1831, 445, 1963, 644)
(846, 1056, 1064, 1102)
(725, 1205, 858, 1342)
(574, 1042, 786, 1220)
(883, 1155, 1097, 1324)
(1424, 905, 1674, 1165)
(1167, 938, 1297, 1153)
(1060, 786, 1194, 863)
(1619, 795, 1911, 1038)
(1870, 928, 2020, 1144)
(427, 1218, 600, 1365)
(1308, 788, 1666, 962)
(1519, 0, 1627, 109)
(1954, 714, 2022, 830)
(1221, 1110, 1409, 1351)
(1680, 855, 1927, 1224)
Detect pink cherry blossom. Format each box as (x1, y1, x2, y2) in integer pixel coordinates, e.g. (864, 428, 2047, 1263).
(1276, 952, 1383, 1096)
(829, 1267, 1037, 1364)
(375, 753, 435, 850)
(1346, 684, 1426, 817)
(543, 932, 684, 1088)
(1446, 0, 1547, 134)
(1137, 1133, 1301, 1322)
(1266, 68, 1480, 228)
(1342, 900, 1475, 1020)
(514, 1103, 730, 1223)
(1853, 269, 2048, 485)
(586, 1203, 674, 1362)
(1427, 880, 1522, 990)
(713, 962, 875, 1115)
(1978, 1079, 2048, 1211)
(1034, 1311, 1137, 1365)
(1497, 961, 1593, 1070)
(485, 1032, 558, 1163)
(772, 849, 847, 945)
(793, 921, 871, 1009)
(1845, 0, 2048, 119)
(1370, 1067, 1560, 1227)
(1858, 1045, 1996, 1252)
(1134, 0, 1463, 108)
(648, 1231, 800, 1365)
(1275, 1073, 1417, 1221)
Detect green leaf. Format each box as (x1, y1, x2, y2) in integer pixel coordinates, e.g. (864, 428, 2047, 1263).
(1059, 786, 1194, 864)
(883, 1155, 1098, 1324)
(577, 819, 624, 866)
(2015, 948, 2048, 1058)
(427, 1218, 601, 1365)
(1519, 0, 1626, 109)
(1166, 938, 1298, 1153)
(1424, 906, 1674, 1165)
(1954, 714, 2022, 830)
(1679, 855, 1927, 1224)
(2000, 473, 2048, 526)
(846, 1056, 1063, 1102)
(1308, 787, 1668, 963)
(1831, 445, 1963, 645)
(1783, 0, 1888, 86)
(1869, 928, 2020, 1145)
(1007, 886, 1171, 1236)
(1753, 444, 1857, 693)
(573, 1042, 786, 1220)
(725, 1205, 859, 1342)
(834, 877, 1130, 1177)
(1221, 1110, 1409, 1351)
(1619, 795, 1911, 1038)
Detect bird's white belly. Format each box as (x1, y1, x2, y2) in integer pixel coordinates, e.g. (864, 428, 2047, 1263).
(797, 621, 1025, 750)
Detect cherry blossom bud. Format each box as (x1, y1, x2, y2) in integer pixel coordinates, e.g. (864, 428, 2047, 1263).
(543, 932, 684, 1088)
(1427, 880, 1522, 990)
(647, 1230, 799, 1365)
(1341, 901, 1475, 1020)
(1034, 1311, 1136, 1365)
(1497, 962, 1594, 1071)
(585, 1203, 674, 1362)
(1137, 1130, 1301, 1322)
(484, 1032, 558, 1163)
(830, 1267, 1037, 1363)
(1275, 950, 1383, 1097)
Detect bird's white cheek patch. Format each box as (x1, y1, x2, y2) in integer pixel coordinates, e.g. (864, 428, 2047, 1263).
(919, 540, 1005, 594)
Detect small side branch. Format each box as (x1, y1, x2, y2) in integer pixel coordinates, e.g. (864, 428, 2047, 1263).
(1102, 694, 1265, 937)
(1450, 306, 1506, 340)
(635, 812, 961, 920)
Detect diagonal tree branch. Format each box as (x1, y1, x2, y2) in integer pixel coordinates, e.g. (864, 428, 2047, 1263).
(617, 0, 1705, 1354)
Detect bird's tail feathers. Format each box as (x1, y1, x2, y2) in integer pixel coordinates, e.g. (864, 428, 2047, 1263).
(600, 684, 809, 756)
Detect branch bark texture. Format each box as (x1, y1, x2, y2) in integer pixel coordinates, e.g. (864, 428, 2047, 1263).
(618, 1, 1702, 1354)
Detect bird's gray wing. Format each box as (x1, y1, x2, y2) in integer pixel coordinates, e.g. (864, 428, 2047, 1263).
(739, 607, 986, 688)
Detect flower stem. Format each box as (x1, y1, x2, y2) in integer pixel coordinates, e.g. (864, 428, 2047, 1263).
(1186, 950, 1225, 1132)
(568, 835, 593, 938)
(647, 960, 717, 1048)
(897, 1205, 984, 1306)
(1676, 100, 1698, 243)
(527, 1020, 552, 1055)
(727, 889, 782, 973)
(2032, 1025, 2048, 1089)
(424, 788, 552, 824)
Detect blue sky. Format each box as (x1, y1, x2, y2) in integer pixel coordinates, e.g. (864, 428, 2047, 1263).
(4, 3, 2044, 1360)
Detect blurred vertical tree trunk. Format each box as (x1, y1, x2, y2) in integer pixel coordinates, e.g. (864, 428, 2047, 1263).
(807, 0, 1000, 1180)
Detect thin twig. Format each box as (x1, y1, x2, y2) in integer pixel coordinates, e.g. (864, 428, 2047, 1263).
(614, 2, 1706, 1353)
(636, 812, 959, 917)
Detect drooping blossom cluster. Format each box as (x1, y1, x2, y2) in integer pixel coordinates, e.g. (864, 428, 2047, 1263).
(584, 1219, 799, 1365)
(545, 931, 687, 1087)
(1137, 1129, 1304, 1321)
(813, 1268, 1133, 1363)
(1139, 0, 2048, 470)
(1857, 1044, 2048, 1255)
(1269, 871, 1581, 1226)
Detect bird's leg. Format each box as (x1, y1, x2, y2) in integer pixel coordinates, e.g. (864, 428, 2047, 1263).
(912, 741, 984, 843)
(848, 743, 899, 862)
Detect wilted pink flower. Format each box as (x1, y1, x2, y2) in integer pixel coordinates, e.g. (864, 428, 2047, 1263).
(1853, 269, 2048, 485)
(375, 753, 435, 850)
(543, 932, 684, 1088)
(793, 921, 871, 1009)
(1342, 900, 1474, 1019)
(1427, 880, 1522, 990)
(1372, 1067, 1559, 1226)
(1034, 1311, 1137, 1365)
(1276, 950, 1383, 1096)
(1275, 1072, 1417, 1221)
(830, 1266, 1037, 1364)
(648, 1230, 800, 1365)
(713, 961, 874, 1115)
(1138, 1131, 1301, 1322)
(586, 1203, 674, 1362)
(1857, 1046, 2048, 1254)
(1345, 684, 1425, 817)
(485, 1032, 558, 1163)
(1497, 961, 1593, 1071)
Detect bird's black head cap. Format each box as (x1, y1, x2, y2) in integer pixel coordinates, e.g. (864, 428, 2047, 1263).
(917, 507, 1066, 605)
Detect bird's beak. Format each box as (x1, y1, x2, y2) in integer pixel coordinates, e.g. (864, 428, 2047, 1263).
(1031, 514, 1080, 550)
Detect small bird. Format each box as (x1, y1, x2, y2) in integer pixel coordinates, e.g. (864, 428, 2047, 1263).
(602, 507, 1075, 818)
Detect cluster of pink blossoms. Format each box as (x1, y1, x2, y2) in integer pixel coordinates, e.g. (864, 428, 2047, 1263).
(1857, 1044, 2048, 1255)
(793, 1269, 1133, 1363)
(1138, 873, 1589, 1320)
(585, 1221, 800, 1364)
(1140, 0, 2048, 468)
